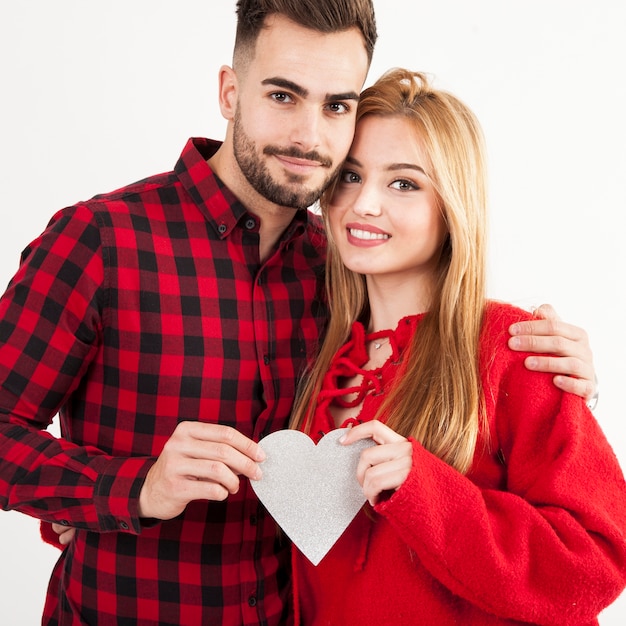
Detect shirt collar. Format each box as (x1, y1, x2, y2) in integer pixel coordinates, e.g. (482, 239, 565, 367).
(174, 137, 310, 241)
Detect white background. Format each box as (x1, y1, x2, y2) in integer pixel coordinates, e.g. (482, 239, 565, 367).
(1, 1, 624, 623)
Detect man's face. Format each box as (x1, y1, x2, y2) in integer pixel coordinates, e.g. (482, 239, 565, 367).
(232, 15, 369, 210)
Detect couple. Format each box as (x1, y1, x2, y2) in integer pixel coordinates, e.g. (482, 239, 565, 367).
(0, 0, 621, 624)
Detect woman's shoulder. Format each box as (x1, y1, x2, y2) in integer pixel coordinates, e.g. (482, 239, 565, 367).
(483, 299, 533, 332)
(480, 300, 536, 373)
(479, 301, 562, 432)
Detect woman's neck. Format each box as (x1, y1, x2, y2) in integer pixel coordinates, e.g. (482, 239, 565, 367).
(365, 274, 433, 332)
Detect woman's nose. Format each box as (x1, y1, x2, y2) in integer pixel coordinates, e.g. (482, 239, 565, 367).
(351, 184, 382, 217)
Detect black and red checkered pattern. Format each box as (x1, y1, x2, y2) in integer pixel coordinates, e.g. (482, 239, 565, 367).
(0, 138, 327, 625)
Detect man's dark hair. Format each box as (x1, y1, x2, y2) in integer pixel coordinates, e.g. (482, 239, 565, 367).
(234, 0, 377, 69)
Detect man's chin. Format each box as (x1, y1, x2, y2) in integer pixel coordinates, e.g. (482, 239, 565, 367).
(268, 183, 325, 211)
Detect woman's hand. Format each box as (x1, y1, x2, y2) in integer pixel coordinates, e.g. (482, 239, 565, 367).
(340, 421, 413, 506)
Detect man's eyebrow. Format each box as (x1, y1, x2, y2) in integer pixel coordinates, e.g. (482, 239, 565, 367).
(328, 91, 360, 103)
(261, 77, 359, 102)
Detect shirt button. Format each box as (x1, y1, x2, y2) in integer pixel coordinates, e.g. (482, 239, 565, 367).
(245, 218, 256, 230)
(119, 520, 130, 530)
(249, 514, 257, 526)
(248, 595, 257, 607)
(263, 354, 270, 365)
(59, 520, 70, 526)
(218, 223, 227, 234)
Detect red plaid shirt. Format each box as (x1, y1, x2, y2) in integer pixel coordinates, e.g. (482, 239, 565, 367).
(0, 138, 327, 625)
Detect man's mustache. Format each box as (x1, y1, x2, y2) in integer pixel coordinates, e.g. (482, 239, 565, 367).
(263, 145, 333, 168)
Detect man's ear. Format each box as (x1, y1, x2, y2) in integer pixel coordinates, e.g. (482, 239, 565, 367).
(218, 65, 238, 120)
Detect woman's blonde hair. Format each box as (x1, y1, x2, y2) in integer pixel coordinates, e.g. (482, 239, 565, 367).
(291, 69, 489, 473)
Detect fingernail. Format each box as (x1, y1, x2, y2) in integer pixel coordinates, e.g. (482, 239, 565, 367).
(526, 357, 538, 369)
(509, 336, 521, 349)
(339, 424, 352, 444)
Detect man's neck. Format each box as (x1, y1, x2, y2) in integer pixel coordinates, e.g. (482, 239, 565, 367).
(208, 145, 298, 263)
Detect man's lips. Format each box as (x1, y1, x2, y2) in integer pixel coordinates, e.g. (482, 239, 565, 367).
(264, 146, 332, 172)
(274, 154, 323, 173)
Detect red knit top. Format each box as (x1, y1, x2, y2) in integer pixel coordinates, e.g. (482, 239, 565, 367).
(293, 301, 626, 625)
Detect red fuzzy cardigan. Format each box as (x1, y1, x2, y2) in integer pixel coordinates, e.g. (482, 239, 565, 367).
(293, 301, 626, 625)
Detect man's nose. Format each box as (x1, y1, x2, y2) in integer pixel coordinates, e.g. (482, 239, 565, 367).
(288, 106, 323, 153)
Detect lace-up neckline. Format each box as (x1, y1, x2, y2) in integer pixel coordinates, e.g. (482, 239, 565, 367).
(308, 314, 425, 442)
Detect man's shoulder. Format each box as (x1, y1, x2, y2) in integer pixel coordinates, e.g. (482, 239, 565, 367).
(89, 170, 179, 206)
(82, 137, 219, 215)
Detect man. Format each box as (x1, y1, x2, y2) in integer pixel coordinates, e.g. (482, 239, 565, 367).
(0, 1, 596, 624)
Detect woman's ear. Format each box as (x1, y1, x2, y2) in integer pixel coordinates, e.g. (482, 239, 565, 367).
(217, 65, 238, 120)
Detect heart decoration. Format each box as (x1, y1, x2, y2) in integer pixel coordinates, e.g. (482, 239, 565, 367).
(250, 428, 375, 565)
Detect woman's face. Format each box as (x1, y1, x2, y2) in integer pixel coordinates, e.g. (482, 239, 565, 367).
(328, 115, 448, 286)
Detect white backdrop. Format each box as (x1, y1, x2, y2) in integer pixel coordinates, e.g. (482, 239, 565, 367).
(1, 1, 624, 623)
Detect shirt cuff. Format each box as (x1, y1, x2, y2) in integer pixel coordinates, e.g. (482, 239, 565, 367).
(93, 456, 155, 533)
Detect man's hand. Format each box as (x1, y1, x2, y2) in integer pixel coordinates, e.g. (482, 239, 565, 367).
(508, 303, 597, 402)
(138, 422, 266, 520)
(50, 522, 75, 545)
(46, 422, 265, 544)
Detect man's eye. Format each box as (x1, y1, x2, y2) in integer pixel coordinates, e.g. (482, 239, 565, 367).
(327, 102, 349, 114)
(271, 93, 292, 103)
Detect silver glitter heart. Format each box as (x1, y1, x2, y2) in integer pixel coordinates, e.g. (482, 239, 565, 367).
(250, 428, 375, 565)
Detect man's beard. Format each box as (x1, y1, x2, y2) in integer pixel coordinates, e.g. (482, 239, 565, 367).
(232, 108, 338, 210)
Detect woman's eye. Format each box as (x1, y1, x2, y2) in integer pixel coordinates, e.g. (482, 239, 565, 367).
(340, 170, 361, 183)
(391, 179, 418, 191)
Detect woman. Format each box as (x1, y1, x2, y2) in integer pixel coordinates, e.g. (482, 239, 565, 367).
(289, 69, 626, 625)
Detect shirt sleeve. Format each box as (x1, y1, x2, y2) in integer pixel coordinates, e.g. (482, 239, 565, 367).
(375, 360, 626, 624)
(0, 204, 153, 533)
